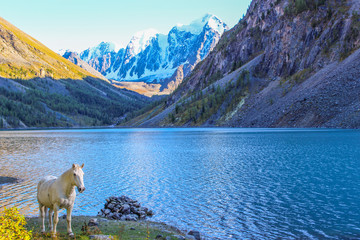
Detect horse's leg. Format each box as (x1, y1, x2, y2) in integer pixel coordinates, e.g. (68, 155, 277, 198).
(39, 203, 46, 233)
(66, 206, 74, 236)
(48, 208, 53, 232)
(52, 204, 59, 237)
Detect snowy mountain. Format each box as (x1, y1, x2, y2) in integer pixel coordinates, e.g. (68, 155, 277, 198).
(62, 50, 107, 80)
(70, 14, 228, 91)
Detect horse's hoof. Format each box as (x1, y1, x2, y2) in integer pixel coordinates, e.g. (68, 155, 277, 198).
(68, 232, 74, 237)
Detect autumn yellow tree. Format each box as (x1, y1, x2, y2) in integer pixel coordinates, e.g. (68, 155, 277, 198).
(0, 207, 32, 240)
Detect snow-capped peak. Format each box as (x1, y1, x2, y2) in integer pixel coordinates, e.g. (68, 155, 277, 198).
(57, 48, 73, 56)
(128, 28, 159, 55)
(95, 42, 116, 53)
(80, 42, 117, 62)
(74, 14, 228, 86)
(175, 13, 226, 35)
(206, 15, 229, 35)
(113, 42, 124, 52)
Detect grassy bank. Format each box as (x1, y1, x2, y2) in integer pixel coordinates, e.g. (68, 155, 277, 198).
(26, 216, 186, 240)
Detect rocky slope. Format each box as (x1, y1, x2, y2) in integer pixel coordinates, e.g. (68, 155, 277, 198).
(0, 17, 149, 128)
(65, 14, 228, 96)
(62, 51, 107, 80)
(123, 0, 360, 128)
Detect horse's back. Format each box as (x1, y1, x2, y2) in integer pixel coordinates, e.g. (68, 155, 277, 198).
(37, 176, 57, 207)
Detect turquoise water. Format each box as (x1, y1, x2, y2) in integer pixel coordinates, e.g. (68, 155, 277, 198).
(0, 128, 359, 239)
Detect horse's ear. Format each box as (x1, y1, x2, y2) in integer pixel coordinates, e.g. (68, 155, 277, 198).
(81, 163, 84, 169)
(72, 164, 76, 169)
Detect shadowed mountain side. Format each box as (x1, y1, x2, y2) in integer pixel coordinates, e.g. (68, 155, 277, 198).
(121, 0, 360, 128)
(0, 77, 149, 129)
(62, 51, 107, 80)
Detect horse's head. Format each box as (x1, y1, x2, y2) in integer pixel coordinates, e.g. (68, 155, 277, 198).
(71, 163, 85, 193)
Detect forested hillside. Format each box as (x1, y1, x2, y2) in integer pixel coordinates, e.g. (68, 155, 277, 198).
(0, 77, 148, 128)
(0, 17, 149, 128)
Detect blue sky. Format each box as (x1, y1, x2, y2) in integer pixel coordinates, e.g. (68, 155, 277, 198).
(1, 0, 252, 52)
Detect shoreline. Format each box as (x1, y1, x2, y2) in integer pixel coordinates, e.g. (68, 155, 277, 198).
(26, 215, 190, 239)
(0, 126, 357, 132)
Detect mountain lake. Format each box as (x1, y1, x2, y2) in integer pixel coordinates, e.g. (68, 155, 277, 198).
(0, 128, 359, 239)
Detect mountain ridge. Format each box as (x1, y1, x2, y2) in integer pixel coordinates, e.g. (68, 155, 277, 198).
(0, 17, 149, 129)
(0, 17, 100, 80)
(64, 14, 228, 96)
(122, 0, 360, 128)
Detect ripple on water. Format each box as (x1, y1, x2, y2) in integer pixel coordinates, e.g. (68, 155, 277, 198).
(0, 128, 360, 239)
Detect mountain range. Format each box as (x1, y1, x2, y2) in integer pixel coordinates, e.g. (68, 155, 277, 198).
(2, 0, 360, 129)
(63, 14, 228, 96)
(0, 16, 148, 129)
(123, 0, 360, 129)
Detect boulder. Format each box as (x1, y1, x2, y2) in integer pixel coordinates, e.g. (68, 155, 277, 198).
(107, 203, 115, 210)
(100, 196, 153, 221)
(89, 235, 113, 240)
(174, 235, 185, 240)
(185, 235, 196, 240)
(187, 230, 201, 240)
(125, 214, 139, 221)
(88, 218, 99, 227)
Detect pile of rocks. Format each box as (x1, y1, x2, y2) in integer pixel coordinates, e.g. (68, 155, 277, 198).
(98, 196, 153, 221)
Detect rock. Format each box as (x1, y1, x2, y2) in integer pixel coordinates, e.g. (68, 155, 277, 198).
(107, 203, 115, 210)
(100, 196, 153, 222)
(121, 204, 131, 214)
(166, 237, 172, 240)
(89, 235, 113, 240)
(155, 234, 163, 239)
(187, 230, 201, 240)
(125, 214, 138, 221)
(174, 235, 185, 240)
(185, 235, 196, 240)
(123, 203, 130, 210)
(130, 227, 136, 230)
(88, 218, 99, 227)
(130, 206, 139, 214)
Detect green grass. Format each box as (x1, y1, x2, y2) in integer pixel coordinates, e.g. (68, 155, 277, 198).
(26, 216, 186, 240)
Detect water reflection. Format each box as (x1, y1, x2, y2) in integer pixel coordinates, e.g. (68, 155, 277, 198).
(0, 129, 360, 239)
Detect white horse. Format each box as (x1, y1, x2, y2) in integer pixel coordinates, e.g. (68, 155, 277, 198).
(37, 163, 85, 237)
